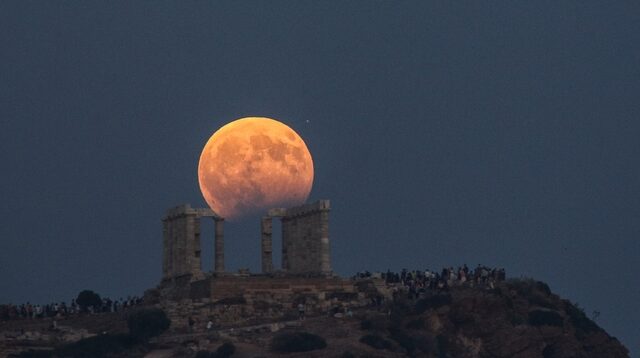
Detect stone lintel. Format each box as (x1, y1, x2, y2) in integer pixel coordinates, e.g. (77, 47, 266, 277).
(163, 204, 196, 220)
(267, 200, 330, 219)
(282, 200, 330, 218)
(193, 208, 223, 219)
(163, 204, 223, 220)
(267, 208, 287, 217)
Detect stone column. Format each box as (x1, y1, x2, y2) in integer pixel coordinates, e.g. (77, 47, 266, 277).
(319, 211, 331, 274)
(281, 218, 289, 271)
(261, 217, 273, 273)
(191, 216, 203, 279)
(185, 213, 200, 277)
(214, 218, 225, 273)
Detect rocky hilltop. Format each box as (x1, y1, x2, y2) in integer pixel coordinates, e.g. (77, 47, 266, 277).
(1, 278, 629, 357)
(352, 279, 629, 357)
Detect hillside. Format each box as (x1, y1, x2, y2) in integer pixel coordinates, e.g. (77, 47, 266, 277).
(1, 278, 629, 357)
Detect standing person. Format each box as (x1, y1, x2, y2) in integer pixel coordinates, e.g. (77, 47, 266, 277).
(188, 316, 195, 333)
(297, 302, 305, 321)
(206, 320, 213, 331)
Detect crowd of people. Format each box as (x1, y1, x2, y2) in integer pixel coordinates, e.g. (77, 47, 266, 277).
(3, 266, 506, 321)
(0, 296, 143, 321)
(354, 265, 506, 298)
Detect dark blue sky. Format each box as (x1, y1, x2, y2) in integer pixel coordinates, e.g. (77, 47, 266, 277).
(1, 1, 638, 353)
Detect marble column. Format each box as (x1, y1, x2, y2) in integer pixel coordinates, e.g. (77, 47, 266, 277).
(261, 217, 273, 273)
(319, 211, 331, 274)
(214, 218, 225, 273)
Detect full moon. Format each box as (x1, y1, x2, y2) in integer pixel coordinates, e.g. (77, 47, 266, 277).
(198, 117, 314, 219)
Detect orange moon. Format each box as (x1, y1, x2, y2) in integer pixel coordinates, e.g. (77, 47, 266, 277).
(198, 117, 314, 219)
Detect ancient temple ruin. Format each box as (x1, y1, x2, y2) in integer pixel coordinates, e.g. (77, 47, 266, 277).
(154, 199, 376, 330)
(161, 204, 224, 282)
(161, 200, 332, 283)
(262, 200, 331, 274)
